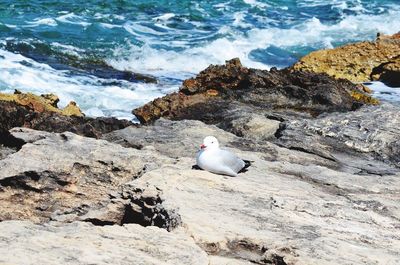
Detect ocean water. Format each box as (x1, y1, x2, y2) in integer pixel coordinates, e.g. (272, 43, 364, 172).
(0, 0, 399, 120)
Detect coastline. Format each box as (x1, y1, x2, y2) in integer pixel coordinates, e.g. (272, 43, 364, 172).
(1, 34, 400, 264)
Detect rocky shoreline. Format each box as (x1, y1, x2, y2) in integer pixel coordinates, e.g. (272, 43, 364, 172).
(1, 34, 400, 265)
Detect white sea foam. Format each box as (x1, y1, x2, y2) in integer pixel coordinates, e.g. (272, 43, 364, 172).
(100, 22, 122, 29)
(51, 42, 85, 57)
(109, 6, 400, 77)
(367, 82, 400, 103)
(0, 49, 176, 120)
(123, 21, 167, 37)
(2, 1, 400, 121)
(4, 24, 17, 29)
(243, 0, 268, 9)
(56, 13, 91, 27)
(26, 18, 58, 27)
(232, 12, 252, 28)
(153, 13, 175, 21)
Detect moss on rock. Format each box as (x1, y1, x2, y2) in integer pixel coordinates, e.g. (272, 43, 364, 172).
(0, 91, 84, 117)
(293, 32, 400, 85)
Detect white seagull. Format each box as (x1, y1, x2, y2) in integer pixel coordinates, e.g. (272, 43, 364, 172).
(195, 136, 251, 177)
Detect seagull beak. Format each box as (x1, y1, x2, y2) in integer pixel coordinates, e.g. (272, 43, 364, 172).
(200, 144, 206, 149)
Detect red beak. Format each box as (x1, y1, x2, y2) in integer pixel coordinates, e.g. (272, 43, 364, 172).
(200, 144, 206, 149)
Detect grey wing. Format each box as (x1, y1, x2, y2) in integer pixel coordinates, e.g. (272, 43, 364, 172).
(220, 150, 245, 173)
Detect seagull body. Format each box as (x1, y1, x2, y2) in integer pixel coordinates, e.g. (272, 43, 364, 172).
(196, 136, 249, 177)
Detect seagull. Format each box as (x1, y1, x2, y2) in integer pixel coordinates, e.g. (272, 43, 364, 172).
(195, 136, 251, 177)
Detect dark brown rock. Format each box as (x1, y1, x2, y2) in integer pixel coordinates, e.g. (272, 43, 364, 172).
(133, 58, 374, 124)
(0, 100, 133, 139)
(371, 55, 400, 87)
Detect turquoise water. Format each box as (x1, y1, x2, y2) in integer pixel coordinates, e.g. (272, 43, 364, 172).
(1, 0, 399, 120)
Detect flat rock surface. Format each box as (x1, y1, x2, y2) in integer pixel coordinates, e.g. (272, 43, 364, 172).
(117, 115, 400, 265)
(0, 104, 400, 265)
(1, 95, 400, 264)
(0, 221, 208, 265)
(276, 102, 400, 168)
(0, 128, 173, 224)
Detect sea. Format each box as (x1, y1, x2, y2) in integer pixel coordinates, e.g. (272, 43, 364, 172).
(1, 0, 399, 121)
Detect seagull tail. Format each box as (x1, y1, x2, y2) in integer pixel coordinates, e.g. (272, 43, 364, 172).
(239, 159, 253, 173)
(243, 160, 252, 168)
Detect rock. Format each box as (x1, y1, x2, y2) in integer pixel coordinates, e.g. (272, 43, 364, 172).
(0, 221, 208, 265)
(0, 100, 133, 138)
(293, 32, 400, 86)
(61, 101, 84, 116)
(119, 182, 182, 231)
(1, 110, 400, 264)
(0, 144, 16, 160)
(40, 93, 60, 107)
(0, 128, 174, 224)
(0, 90, 84, 117)
(228, 114, 281, 140)
(1, 59, 399, 264)
(104, 112, 400, 264)
(126, 140, 400, 264)
(371, 55, 400, 87)
(275, 102, 400, 168)
(103, 119, 238, 158)
(145, 161, 398, 264)
(133, 58, 375, 125)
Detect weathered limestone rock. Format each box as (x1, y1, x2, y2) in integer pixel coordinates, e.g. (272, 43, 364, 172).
(103, 119, 238, 158)
(1, 60, 399, 264)
(0, 90, 84, 116)
(0, 221, 208, 265)
(1, 106, 400, 264)
(0, 144, 15, 160)
(133, 58, 374, 124)
(104, 111, 400, 264)
(276, 102, 400, 168)
(40, 93, 60, 107)
(130, 157, 400, 264)
(0, 128, 174, 224)
(293, 32, 400, 85)
(228, 114, 281, 140)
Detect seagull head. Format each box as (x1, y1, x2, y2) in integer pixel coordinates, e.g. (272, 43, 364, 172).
(200, 136, 219, 150)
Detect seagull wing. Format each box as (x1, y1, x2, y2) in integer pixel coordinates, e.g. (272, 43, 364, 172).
(219, 149, 245, 173)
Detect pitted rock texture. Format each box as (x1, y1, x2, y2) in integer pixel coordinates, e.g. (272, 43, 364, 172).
(133, 58, 372, 124)
(106, 113, 400, 264)
(120, 119, 400, 264)
(0, 221, 208, 265)
(1, 107, 400, 264)
(275, 102, 400, 168)
(1, 65, 399, 264)
(0, 128, 175, 225)
(0, 90, 83, 116)
(293, 32, 400, 85)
